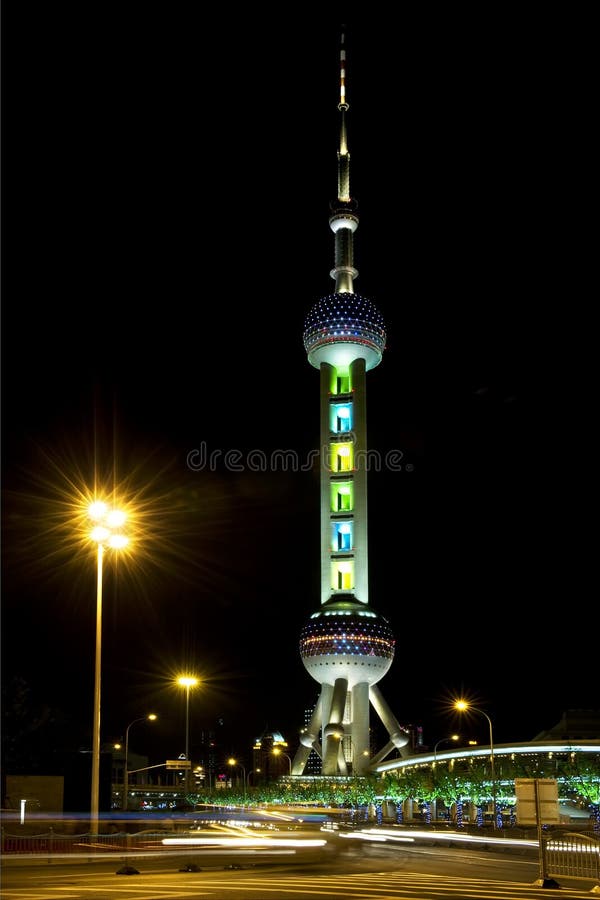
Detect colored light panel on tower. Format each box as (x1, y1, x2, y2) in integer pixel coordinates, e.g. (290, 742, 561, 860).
(331, 403, 353, 432)
(332, 560, 354, 591)
(331, 443, 353, 472)
(335, 372, 351, 394)
(332, 522, 352, 551)
(331, 482, 353, 511)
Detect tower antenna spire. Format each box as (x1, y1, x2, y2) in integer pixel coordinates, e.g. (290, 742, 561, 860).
(337, 26, 351, 206)
(339, 25, 348, 111)
(329, 24, 356, 292)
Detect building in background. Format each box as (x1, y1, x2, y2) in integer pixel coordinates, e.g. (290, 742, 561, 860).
(252, 729, 291, 783)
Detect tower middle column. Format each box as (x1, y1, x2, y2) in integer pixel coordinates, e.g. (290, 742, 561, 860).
(350, 356, 368, 604)
(320, 362, 335, 605)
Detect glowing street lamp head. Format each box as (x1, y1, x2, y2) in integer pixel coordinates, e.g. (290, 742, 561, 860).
(89, 501, 108, 521)
(227, 757, 237, 766)
(454, 700, 469, 712)
(148, 714, 158, 722)
(106, 509, 126, 528)
(177, 676, 199, 689)
(86, 498, 129, 552)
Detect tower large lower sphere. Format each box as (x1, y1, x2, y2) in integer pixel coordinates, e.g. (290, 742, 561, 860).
(291, 32, 409, 778)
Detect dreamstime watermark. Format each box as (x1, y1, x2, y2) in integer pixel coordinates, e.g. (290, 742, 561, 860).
(186, 441, 411, 473)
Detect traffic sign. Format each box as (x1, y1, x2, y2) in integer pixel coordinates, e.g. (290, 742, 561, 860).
(515, 778, 559, 824)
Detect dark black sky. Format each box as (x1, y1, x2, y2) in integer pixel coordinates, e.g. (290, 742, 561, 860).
(2, 14, 592, 770)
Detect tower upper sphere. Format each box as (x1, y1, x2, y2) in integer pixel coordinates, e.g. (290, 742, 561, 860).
(303, 292, 386, 370)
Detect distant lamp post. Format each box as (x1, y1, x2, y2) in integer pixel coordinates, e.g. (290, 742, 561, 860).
(433, 734, 460, 763)
(454, 700, 496, 829)
(227, 758, 246, 803)
(247, 767, 261, 787)
(272, 747, 292, 774)
(123, 714, 157, 811)
(87, 499, 129, 836)
(177, 676, 199, 796)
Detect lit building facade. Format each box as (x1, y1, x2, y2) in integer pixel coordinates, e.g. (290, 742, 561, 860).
(252, 729, 290, 783)
(375, 739, 600, 824)
(292, 33, 409, 778)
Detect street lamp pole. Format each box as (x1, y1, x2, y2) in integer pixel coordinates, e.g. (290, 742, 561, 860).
(228, 758, 246, 803)
(177, 676, 199, 796)
(185, 688, 190, 765)
(433, 734, 459, 763)
(123, 714, 157, 811)
(87, 501, 128, 836)
(247, 767, 261, 787)
(454, 700, 496, 829)
(273, 748, 292, 774)
(90, 542, 103, 836)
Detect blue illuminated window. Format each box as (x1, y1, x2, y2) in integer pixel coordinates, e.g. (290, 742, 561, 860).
(331, 522, 352, 551)
(331, 403, 353, 433)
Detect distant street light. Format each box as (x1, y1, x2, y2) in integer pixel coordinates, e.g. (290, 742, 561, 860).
(454, 700, 497, 829)
(227, 758, 246, 803)
(433, 734, 460, 763)
(123, 714, 157, 811)
(86, 499, 129, 836)
(272, 747, 292, 774)
(177, 676, 199, 796)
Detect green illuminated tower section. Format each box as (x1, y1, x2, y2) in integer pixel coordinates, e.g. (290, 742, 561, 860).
(295, 32, 409, 778)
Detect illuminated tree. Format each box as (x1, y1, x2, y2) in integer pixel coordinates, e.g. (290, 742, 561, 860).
(432, 766, 470, 827)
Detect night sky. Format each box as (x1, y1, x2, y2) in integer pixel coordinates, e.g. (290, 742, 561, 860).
(2, 15, 591, 773)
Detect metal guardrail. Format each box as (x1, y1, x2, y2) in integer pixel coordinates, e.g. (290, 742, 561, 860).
(545, 830, 600, 886)
(1, 831, 169, 855)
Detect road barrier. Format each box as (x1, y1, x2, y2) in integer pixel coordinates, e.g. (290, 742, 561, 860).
(2, 831, 161, 854)
(545, 830, 600, 890)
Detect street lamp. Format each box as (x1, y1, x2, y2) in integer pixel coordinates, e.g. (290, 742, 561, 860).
(433, 734, 460, 763)
(123, 714, 157, 811)
(87, 499, 129, 836)
(454, 700, 496, 828)
(247, 767, 261, 787)
(272, 747, 292, 774)
(176, 675, 199, 796)
(227, 758, 246, 803)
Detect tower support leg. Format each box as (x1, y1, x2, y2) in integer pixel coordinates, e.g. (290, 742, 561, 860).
(292, 694, 323, 774)
(352, 681, 370, 774)
(367, 684, 410, 769)
(323, 677, 348, 775)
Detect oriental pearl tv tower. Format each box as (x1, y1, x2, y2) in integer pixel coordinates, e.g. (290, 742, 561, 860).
(291, 31, 409, 778)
